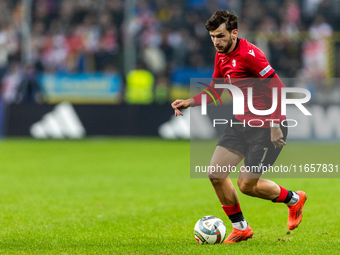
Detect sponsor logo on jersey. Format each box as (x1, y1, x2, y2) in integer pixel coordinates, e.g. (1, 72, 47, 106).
(247, 49, 255, 57)
(259, 65, 272, 77)
(232, 59, 236, 67)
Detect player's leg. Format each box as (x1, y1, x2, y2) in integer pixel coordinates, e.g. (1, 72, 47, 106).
(238, 168, 307, 230)
(208, 145, 243, 206)
(209, 120, 255, 243)
(237, 125, 307, 230)
(208, 146, 253, 243)
(237, 169, 280, 199)
(210, 121, 247, 207)
(237, 125, 288, 200)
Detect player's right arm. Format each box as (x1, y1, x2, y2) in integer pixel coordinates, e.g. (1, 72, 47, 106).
(171, 98, 194, 116)
(171, 54, 223, 116)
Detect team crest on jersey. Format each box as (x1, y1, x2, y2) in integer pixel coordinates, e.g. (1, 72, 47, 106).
(232, 59, 236, 67)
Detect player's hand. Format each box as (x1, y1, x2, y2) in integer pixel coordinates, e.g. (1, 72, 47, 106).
(171, 99, 191, 116)
(271, 127, 286, 148)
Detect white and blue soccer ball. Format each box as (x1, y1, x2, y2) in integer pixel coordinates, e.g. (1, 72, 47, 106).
(194, 216, 227, 244)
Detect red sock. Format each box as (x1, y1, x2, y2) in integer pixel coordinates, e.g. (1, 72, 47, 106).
(222, 203, 242, 216)
(222, 203, 244, 223)
(272, 185, 292, 203)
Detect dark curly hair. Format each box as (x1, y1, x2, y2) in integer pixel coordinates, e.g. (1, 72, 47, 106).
(205, 10, 238, 32)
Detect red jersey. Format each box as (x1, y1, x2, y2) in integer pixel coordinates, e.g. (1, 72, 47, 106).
(193, 38, 285, 128)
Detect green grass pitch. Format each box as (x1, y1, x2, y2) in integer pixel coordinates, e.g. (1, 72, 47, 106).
(0, 138, 339, 254)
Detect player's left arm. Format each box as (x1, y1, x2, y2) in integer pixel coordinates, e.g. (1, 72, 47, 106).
(265, 73, 286, 148)
(244, 44, 286, 148)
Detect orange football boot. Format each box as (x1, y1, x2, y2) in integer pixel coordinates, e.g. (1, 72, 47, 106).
(287, 191, 307, 230)
(223, 225, 253, 243)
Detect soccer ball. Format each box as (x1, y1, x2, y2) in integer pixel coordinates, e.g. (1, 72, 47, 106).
(194, 216, 227, 244)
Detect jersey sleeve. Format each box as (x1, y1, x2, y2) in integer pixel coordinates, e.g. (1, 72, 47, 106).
(192, 53, 224, 106)
(266, 73, 286, 124)
(243, 44, 275, 80)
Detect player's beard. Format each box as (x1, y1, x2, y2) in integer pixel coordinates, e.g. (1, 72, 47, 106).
(215, 36, 233, 54)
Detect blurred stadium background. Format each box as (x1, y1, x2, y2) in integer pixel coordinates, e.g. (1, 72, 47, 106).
(0, 0, 339, 139)
(0, 1, 339, 253)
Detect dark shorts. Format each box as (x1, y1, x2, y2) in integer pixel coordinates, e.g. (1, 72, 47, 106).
(217, 118, 288, 173)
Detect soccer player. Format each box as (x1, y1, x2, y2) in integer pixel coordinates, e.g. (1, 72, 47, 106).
(171, 10, 307, 243)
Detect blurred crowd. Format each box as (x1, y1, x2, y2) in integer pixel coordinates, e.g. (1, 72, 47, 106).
(0, 0, 339, 103)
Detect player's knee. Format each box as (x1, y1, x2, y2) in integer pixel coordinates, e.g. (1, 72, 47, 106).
(208, 171, 223, 185)
(209, 178, 226, 188)
(237, 179, 255, 195)
(207, 166, 227, 180)
(208, 173, 222, 183)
